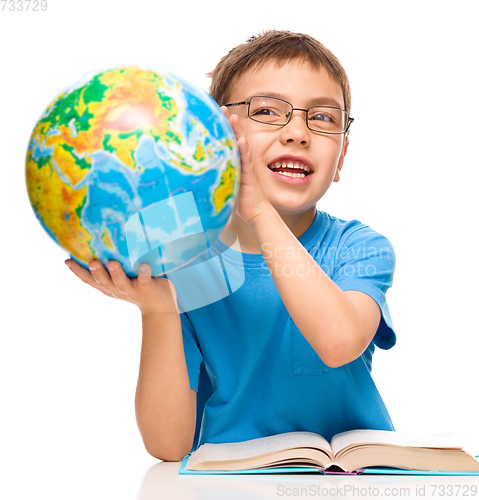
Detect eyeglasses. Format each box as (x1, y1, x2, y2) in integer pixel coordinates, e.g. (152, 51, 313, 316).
(222, 96, 354, 135)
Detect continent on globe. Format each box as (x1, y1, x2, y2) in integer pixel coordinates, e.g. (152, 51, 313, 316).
(26, 66, 240, 276)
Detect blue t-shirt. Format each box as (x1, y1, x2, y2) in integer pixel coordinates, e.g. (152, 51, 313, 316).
(180, 210, 396, 450)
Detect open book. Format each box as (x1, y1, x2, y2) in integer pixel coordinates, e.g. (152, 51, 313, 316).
(182, 429, 479, 474)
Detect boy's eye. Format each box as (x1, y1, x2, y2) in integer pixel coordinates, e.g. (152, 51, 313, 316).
(309, 112, 335, 123)
(251, 107, 281, 117)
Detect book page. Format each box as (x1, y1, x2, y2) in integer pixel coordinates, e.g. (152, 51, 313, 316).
(331, 429, 463, 456)
(188, 447, 333, 471)
(190, 432, 331, 466)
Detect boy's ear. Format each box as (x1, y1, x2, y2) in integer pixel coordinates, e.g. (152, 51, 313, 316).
(333, 137, 349, 183)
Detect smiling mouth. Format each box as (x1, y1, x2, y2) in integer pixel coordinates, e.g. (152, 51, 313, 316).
(267, 160, 312, 178)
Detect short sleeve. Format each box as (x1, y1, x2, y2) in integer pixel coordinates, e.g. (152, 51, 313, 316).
(332, 226, 396, 349)
(180, 312, 204, 391)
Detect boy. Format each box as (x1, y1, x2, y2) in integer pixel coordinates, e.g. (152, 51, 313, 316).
(65, 30, 396, 462)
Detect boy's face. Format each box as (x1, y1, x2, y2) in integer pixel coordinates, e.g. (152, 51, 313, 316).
(227, 59, 348, 218)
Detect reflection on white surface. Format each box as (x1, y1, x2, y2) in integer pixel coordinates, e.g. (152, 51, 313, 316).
(137, 462, 479, 499)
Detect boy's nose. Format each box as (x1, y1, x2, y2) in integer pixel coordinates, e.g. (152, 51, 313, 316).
(280, 111, 311, 145)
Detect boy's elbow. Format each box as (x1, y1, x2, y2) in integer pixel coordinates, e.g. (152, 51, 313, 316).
(145, 441, 192, 462)
(147, 449, 188, 462)
(321, 354, 347, 369)
(146, 447, 190, 462)
(318, 338, 362, 368)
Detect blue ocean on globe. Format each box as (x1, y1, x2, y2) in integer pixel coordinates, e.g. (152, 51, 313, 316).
(26, 66, 240, 278)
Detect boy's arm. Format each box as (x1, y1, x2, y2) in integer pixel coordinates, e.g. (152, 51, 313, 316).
(136, 311, 197, 461)
(224, 110, 381, 368)
(251, 210, 381, 368)
(65, 259, 196, 460)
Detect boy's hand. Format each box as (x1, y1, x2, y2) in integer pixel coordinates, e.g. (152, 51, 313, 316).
(222, 106, 273, 226)
(65, 259, 178, 316)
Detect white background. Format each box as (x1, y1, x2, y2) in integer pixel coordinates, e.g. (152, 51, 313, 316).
(1, 1, 478, 499)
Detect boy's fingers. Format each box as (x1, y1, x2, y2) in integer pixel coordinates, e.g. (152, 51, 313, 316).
(237, 136, 250, 158)
(65, 259, 95, 286)
(223, 111, 246, 146)
(64, 259, 116, 298)
(221, 112, 255, 174)
(229, 116, 253, 162)
(220, 105, 230, 119)
(236, 136, 255, 179)
(228, 113, 244, 140)
(105, 261, 133, 295)
(137, 263, 152, 285)
(88, 260, 124, 298)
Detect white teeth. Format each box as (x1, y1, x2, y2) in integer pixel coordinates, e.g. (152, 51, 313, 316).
(277, 171, 306, 178)
(271, 161, 311, 173)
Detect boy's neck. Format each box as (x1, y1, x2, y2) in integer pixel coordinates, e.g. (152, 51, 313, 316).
(219, 207, 317, 254)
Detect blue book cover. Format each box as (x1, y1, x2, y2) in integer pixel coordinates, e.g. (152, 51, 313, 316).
(179, 454, 479, 476)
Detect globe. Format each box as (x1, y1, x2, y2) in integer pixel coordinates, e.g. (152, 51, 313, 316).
(25, 66, 240, 277)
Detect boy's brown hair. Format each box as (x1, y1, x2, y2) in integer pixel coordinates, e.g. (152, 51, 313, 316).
(208, 30, 351, 115)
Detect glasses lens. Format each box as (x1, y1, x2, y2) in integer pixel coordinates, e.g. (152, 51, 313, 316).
(248, 97, 291, 125)
(308, 107, 347, 133)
